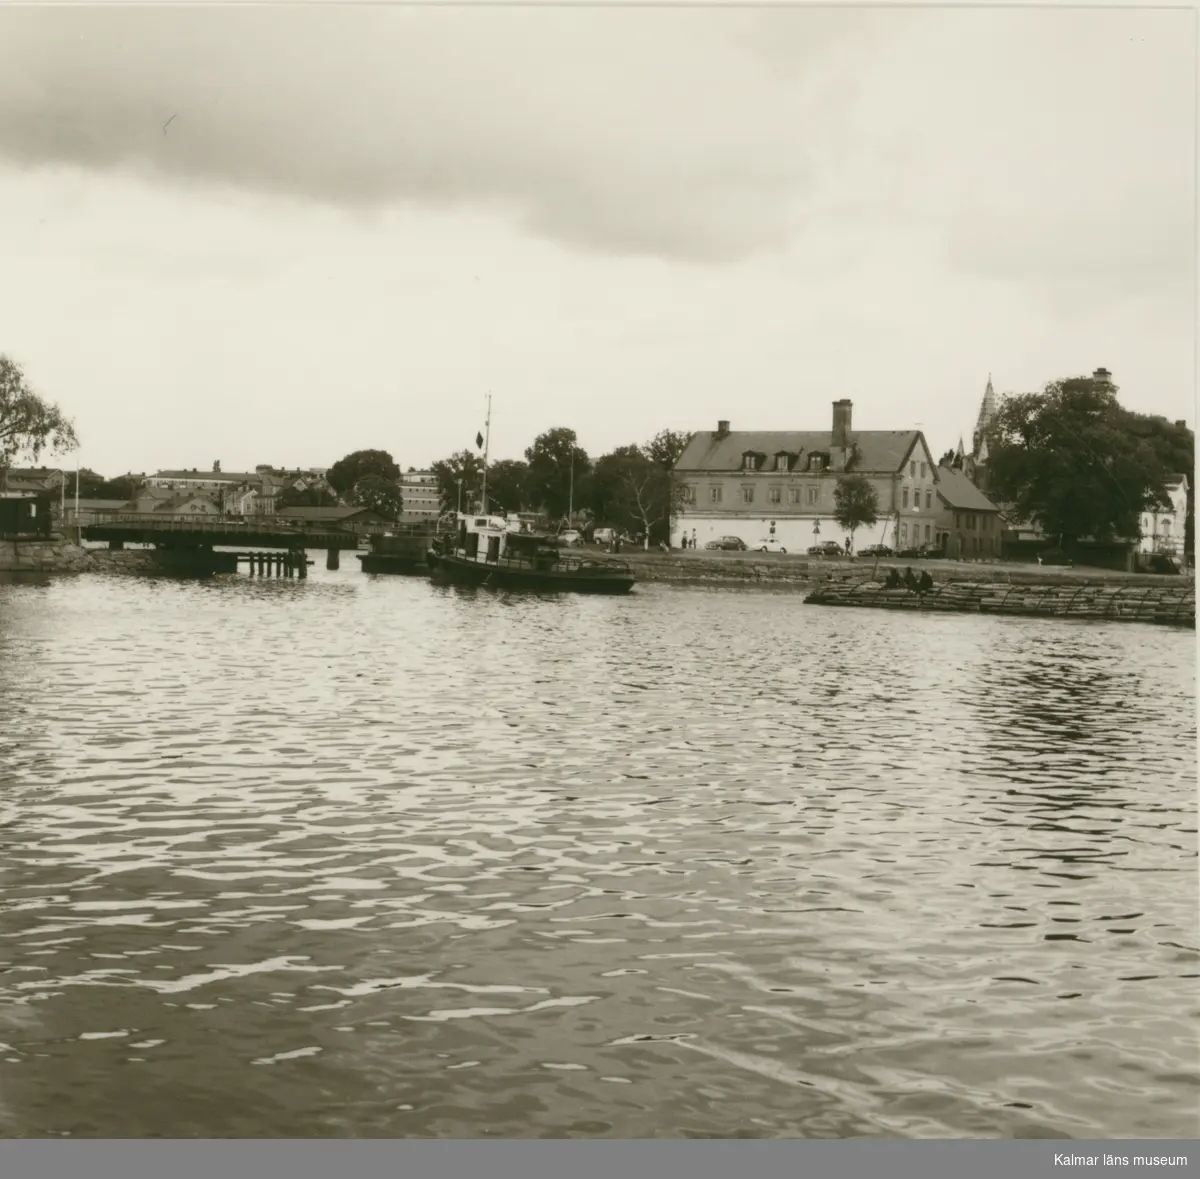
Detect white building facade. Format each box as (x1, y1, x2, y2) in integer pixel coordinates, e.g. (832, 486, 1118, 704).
(671, 402, 939, 553)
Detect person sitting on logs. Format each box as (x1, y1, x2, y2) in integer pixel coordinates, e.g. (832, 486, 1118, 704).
(884, 567, 902, 590)
(904, 566, 919, 593)
(918, 569, 934, 595)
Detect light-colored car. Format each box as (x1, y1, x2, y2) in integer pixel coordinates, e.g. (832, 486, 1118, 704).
(593, 527, 615, 545)
(758, 537, 787, 554)
(558, 529, 584, 547)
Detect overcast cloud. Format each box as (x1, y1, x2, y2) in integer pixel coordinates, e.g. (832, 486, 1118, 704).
(0, 5, 1192, 475)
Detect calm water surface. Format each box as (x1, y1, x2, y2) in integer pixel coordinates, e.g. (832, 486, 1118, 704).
(0, 563, 1196, 1139)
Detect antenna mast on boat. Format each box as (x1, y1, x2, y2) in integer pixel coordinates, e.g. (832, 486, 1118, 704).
(480, 392, 492, 515)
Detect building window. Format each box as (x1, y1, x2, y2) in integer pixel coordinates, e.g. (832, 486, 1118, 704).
(902, 488, 909, 508)
(768, 487, 781, 504)
(683, 485, 696, 504)
(910, 461, 917, 477)
(901, 522, 908, 543)
(709, 486, 723, 504)
(741, 486, 754, 504)
(920, 462, 927, 479)
(925, 490, 932, 510)
(955, 512, 961, 529)
(743, 454, 756, 471)
(809, 455, 824, 472)
(806, 487, 818, 506)
(776, 455, 788, 472)
(924, 523, 931, 542)
(788, 488, 801, 504)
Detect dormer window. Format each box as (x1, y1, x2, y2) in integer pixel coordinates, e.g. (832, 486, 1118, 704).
(809, 454, 826, 472)
(774, 453, 790, 472)
(741, 452, 757, 471)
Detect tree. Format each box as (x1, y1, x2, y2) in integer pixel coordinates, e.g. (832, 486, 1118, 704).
(988, 374, 1174, 550)
(525, 428, 591, 521)
(644, 428, 693, 470)
(590, 443, 684, 547)
(937, 448, 957, 468)
(277, 484, 339, 510)
(431, 449, 484, 514)
(328, 449, 401, 497)
(0, 354, 78, 486)
(833, 474, 880, 550)
(484, 459, 529, 515)
(328, 449, 403, 521)
(351, 474, 403, 520)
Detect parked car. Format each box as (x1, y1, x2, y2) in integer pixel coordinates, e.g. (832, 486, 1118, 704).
(859, 543, 893, 557)
(807, 540, 843, 556)
(593, 527, 615, 546)
(705, 536, 748, 551)
(558, 529, 584, 547)
(757, 537, 788, 554)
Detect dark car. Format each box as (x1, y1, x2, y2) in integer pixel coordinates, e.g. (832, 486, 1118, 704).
(705, 536, 748, 551)
(807, 540, 843, 556)
(859, 543, 893, 557)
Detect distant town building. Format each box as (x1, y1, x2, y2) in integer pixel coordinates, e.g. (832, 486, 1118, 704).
(400, 469, 440, 522)
(670, 401, 940, 552)
(1138, 474, 1189, 556)
(275, 505, 394, 537)
(934, 465, 1002, 559)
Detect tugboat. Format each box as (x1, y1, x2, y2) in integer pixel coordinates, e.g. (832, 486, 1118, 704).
(428, 514, 635, 595)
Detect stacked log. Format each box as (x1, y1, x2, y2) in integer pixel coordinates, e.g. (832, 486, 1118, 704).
(805, 578, 1194, 628)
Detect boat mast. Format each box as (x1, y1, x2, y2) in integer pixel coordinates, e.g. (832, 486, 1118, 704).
(480, 392, 492, 515)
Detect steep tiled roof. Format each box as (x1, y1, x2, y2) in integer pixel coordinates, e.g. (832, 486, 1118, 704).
(935, 466, 1001, 511)
(674, 429, 923, 474)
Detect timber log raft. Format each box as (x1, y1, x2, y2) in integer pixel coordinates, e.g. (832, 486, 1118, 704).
(804, 579, 1195, 629)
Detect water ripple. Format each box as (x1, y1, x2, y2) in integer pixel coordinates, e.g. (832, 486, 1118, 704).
(0, 570, 1194, 1138)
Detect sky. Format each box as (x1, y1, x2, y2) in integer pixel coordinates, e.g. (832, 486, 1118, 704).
(0, 3, 1194, 478)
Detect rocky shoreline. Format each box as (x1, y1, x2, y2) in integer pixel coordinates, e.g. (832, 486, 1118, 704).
(0, 537, 156, 574)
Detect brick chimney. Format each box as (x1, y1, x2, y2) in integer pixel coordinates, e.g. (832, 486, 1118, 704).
(831, 400, 852, 448)
(715, 420, 730, 439)
(1093, 367, 1112, 384)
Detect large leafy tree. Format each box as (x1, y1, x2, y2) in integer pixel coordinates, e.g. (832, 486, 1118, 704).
(0, 354, 78, 486)
(484, 459, 529, 514)
(431, 449, 484, 514)
(590, 442, 685, 547)
(525, 428, 591, 521)
(644, 428, 693, 470)
(328, 449, 403, 520)
(833, 474, 880, 549)
(351, 474, 403, 520)
(328, 449, 401, 496)
(988, 374, 1174, 549)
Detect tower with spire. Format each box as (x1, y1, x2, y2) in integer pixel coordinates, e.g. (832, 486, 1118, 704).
(961, 375, 998, 492)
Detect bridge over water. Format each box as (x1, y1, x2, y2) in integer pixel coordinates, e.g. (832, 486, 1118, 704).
(80, 516, 362, 573)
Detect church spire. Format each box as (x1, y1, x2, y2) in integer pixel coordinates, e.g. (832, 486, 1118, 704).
(973, 374, 997, 455)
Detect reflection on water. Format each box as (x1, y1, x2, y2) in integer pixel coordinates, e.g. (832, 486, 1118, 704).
(0, 566, 1195, 1139)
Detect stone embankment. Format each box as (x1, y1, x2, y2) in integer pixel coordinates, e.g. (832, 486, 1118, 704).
(0, 538, 155, 574)
(804, 578, 1195, 628)
(620, 551, 1189, 590)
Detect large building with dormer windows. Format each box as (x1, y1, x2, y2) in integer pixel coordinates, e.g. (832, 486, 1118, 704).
(670, 400, 941, 553)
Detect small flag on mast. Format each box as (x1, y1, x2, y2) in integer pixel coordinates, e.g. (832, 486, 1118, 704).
(476, 432, 484, 450)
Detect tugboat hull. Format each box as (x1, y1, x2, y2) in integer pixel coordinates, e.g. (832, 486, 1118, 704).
(428, 551, 634, 595)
